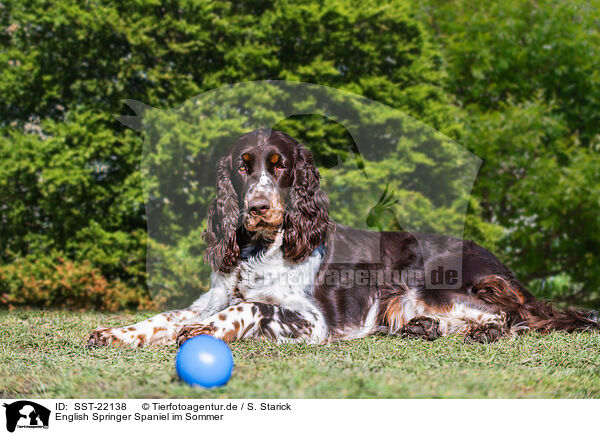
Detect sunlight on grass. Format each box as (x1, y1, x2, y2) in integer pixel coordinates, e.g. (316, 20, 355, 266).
(1, 310, 599, 398)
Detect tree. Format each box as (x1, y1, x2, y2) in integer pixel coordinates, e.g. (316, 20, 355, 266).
(417, 0, 600, 307)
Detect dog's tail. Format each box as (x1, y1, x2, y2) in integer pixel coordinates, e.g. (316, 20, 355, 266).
(517, 300, 598, 333)
(473, 275, 598, 333)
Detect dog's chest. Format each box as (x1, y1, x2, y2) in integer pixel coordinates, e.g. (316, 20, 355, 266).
(229, 247, 323, 311)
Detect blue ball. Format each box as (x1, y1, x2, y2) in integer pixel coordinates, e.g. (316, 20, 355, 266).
(175, 335, 234, 388)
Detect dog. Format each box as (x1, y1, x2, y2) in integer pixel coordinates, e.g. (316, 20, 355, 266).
(87, 129, 598, 347)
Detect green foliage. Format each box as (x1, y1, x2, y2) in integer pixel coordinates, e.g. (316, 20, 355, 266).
(418, 0, 600, 144)
(0, 111, 148, 306)
(417, 0, 600, 307)
(146, 229, 212, 309)
(466, 99, 600, 306)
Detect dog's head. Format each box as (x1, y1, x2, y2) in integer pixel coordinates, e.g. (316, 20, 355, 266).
(203, 129, 330, 272)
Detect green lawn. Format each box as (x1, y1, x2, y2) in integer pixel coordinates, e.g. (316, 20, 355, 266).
(1, 309, 599, 398)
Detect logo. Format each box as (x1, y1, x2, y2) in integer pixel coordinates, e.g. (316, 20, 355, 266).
(3, 401, 50, 433)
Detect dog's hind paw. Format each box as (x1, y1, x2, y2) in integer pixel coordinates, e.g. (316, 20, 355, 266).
(464, 323, 507, 344)
(400, 317, 442, 341)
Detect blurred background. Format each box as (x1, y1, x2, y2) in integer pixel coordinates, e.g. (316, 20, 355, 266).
(1, 0, 599, 311)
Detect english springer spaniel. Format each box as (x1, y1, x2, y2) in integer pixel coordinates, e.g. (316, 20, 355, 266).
(87, 129, 598, 347)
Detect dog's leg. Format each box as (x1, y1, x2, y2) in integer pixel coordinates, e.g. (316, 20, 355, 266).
(87, 308, 200, 348)
(87, 276, 232, 347)
(382, 288, 511, 342)
(176, 302, 318, 346)
(397, 312, 509, 343)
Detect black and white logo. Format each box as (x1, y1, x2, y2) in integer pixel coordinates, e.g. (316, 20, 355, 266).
(3, 401, 50, 433)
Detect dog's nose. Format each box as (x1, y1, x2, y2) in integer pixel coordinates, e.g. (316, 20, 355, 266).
(248, 198, 270, 216)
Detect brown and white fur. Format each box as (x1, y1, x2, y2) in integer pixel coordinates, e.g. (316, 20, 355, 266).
(87, 129, 598, 348)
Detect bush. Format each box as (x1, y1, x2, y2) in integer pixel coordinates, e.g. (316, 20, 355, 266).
(0, 252, 154, 311)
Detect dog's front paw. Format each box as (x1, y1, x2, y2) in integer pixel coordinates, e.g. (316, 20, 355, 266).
(176, 324, 216, 347)
(86, 328, 122, 348)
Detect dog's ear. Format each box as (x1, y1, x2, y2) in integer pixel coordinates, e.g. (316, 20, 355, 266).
(283, 144, 330, 262)
(203, 155, 240, 272)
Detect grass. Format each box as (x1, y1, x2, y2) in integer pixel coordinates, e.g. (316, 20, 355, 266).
(1, 309, 599, 398)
